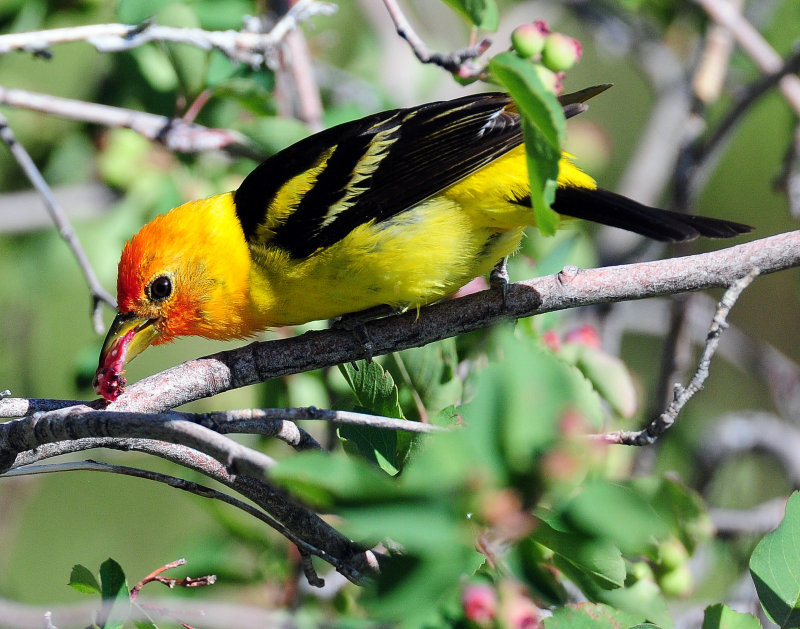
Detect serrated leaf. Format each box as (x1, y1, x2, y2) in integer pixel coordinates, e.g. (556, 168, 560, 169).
(544, 602, 644, 629)
(489, 52, 565, 236)
(68, 564, 101, 595)
(339, 415, 400, 476)
(750, 492, 800, 628)
(341, 361, 404, 419)
(439, 0, 498, 29)
(702, 604, 761, 629)
(340, 361, 407, 473)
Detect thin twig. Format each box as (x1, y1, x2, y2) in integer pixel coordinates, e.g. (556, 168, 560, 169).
(0, 1, 337, 67)
(598, 268, 760, 445)
(381, 0, 490, 78)
(775, 120, 800, 218)
(6, 439, 377, 584)
(0, 85, 259, 157)
(5, 461, 275, 544)
(694, 0, 800, 115)
(0, 112, 116, 333)
(130, 558, 216, 602)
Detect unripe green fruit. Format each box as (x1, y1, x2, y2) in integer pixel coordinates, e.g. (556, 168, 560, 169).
(658, 565, 693, 597)
(542, 32, 582, 72)
(659, 538, 689, 571)
(511, 21, 549, 58)
(532, 64, 561, 94)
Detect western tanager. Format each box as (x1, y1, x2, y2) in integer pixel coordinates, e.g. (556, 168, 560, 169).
(93, 89, 751, 401)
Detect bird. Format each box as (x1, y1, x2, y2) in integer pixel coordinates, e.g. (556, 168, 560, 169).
(93, 88, 751, 401)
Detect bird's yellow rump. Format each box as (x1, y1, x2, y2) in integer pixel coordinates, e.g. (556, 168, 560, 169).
(94, 90, 750, 401)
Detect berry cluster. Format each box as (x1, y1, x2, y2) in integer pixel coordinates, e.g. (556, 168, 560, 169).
(510, 21, 582, 94)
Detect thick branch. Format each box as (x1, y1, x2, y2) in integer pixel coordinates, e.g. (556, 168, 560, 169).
(75, 230, 800, 414)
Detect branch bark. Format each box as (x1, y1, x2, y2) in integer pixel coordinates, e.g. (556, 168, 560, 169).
(42, 230, 798, 414)
(0, 1, 337, 67)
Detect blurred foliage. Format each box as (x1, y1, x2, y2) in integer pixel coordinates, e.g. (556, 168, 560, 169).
(1, 0, 800, 628)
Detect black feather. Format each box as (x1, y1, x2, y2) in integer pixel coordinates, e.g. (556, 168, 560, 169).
(551, 187, 752, 241)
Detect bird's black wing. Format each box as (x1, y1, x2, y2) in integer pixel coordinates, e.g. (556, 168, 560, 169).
(234, 92, 524, 258)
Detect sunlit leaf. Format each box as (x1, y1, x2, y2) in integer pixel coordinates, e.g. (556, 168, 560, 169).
(68, 564, 100, 595)
(750, 492, 800, 628)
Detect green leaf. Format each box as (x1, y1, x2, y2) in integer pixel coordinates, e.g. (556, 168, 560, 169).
(68, 564, 101, 595)
(393, 340, 463, 417)
(99, 558, 129, 602)
(750, 492, 800, 628)
(439, 0, 498, 30)
(564, 481, 670, 556)
(270, 450, 397, 508)
(533, 514, 626, 590)
(340, 413, 400, 476)
(341, 361, 404, 419)
(702, 604, 761, 629)
(97, 558, 130, 629)
(462, 329, 602, 475)
(631, 476, 713, 553)
(595, 578, 671, 629)
(339, 361, 406, 473)
(565, 344, 638, 418)
(116, 0, 172, 23)
(544, 602, 644, 629)
(350, 503, 484, 626)
(489, 51, 565, 236)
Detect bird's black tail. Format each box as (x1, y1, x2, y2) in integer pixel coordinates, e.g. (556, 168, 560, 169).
(551, 186, 752, 242)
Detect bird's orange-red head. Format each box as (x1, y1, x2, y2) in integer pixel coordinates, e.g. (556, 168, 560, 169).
(94, 193, 257, 401)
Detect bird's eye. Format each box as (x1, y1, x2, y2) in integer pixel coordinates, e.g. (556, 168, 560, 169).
(148, 275, 172, 301)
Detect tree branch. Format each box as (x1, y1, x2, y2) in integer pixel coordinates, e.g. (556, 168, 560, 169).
(381, 0, 490, 78)
(0, 113, 116, 333)
(4, 433, 379, 584)
(45, 230, 800, 414)
(597, 269, 759, 445)
(0, 1, 337, 67)
(0, 85, 259, 157)
(694, 0, 800, 115)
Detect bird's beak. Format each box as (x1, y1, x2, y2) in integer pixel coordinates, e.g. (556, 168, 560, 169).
(93, 312, 160, 401)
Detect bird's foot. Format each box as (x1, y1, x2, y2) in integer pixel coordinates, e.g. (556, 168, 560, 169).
(489, 257, 510, 310)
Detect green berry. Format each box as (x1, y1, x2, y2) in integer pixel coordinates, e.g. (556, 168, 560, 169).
(658, 565, 693, 597)
(511, 21, 549, 58)
(541, 32, 582, 72)
(659, 538, 689, 571)
(532, 64, 561, 94)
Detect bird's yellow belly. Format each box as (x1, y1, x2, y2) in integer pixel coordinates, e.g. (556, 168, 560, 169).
(248, 196, 526, 327)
